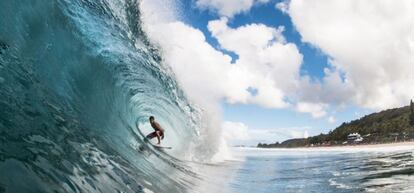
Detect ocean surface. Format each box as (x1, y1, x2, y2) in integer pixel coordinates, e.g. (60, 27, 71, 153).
(1, 0, 414, 192)
(227, 147, 414, 193)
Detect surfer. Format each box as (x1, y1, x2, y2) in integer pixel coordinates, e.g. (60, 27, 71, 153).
(146, 116, 165, 145)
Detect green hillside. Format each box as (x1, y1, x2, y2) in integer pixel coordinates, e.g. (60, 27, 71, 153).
(328, 106, 414, 143)
(258, 101, 414, 148)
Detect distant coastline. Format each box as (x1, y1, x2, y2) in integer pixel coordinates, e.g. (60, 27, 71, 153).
(258, 102, 414, 148)
(258, 139, 414, 149)
(254, 141, 414, 151)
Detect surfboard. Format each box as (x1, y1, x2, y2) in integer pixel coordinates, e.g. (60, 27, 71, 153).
(150, 144, 172, 149)
(142, 133, 172, 149)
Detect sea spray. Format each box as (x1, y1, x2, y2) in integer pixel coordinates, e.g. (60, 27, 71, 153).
(140, 0, 234, 162)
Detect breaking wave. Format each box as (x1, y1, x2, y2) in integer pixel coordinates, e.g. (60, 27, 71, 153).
(0, 0, 220, 192)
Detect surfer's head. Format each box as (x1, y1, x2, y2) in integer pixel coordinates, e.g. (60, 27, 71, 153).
(149, 116, 155, 123)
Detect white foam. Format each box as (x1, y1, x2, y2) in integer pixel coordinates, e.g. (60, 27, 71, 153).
(328, 178, 351, 189)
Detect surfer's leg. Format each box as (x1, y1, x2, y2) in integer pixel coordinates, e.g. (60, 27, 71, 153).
(146, 132, 157, 139)
(155, 131, 161, 145)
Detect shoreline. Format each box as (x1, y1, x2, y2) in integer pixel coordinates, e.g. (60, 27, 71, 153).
(304, 141, 414, 149)
(247, 141, 414, 152)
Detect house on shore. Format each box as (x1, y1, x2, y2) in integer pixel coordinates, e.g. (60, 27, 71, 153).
(347, 133, 363, 144)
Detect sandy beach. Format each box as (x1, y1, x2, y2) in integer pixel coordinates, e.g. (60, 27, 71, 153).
(247, 141, 414, 153)
(291, 141, 414, 152)
(344, 141, 414, 148)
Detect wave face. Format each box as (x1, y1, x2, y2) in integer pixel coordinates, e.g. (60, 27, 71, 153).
(0, 0, 206, 192)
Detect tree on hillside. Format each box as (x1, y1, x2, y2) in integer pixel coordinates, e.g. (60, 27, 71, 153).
(410, 100, 414, 126)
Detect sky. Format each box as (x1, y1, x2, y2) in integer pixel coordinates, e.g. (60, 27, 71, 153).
(140, 0, 414, 146)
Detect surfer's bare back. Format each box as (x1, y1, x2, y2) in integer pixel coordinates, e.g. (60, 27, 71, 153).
(146, 116, 165, 145)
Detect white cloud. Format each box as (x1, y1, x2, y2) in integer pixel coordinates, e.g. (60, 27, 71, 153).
(195, 0, 269, 18)
(222, 121, 251, 141)
(275, 1, 289, 14)
(208, 18, 303, 108)
(143, 13, 303, 110)
(142, 21, 233, 107)
(222, 121, 311, 146)
(286, 0, 414, 110)
(328, 116, 336, 124)
(295, 102, 327, 118)
(289, 130, 308, 139)
(297, 68, 353, 106)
